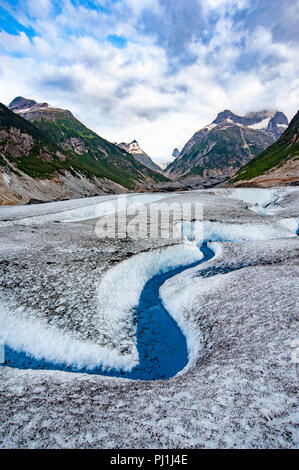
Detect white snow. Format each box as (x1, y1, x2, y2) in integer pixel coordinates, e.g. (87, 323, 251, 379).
(207, 187, 299, 215)
(248, 117, 271, 130)
(0, 296, 130, 371)
(160, 254, 225, 370)
(13, 107, 33, 114)
(180, 218, 298, 243)
(207, 241, 223, 259)
(0, 339, 4, 364)
(0, 193, 167, 226)
(97, 213, 297, 372)
(218, 119, 246, 129)
(1, 173, 11, 185)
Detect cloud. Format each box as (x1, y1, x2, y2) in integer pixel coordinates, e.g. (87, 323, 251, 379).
(40, 74, 79, 93)
(26, 0, 53, 19)
(0, 0, 298, 162)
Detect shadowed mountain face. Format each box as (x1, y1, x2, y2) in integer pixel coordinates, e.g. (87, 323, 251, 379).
(172, 148, 180, 158)
(232, 110, 299, 187)
(166, 110, 288, 179)
(0, 102, 70, 178)
(117, 140, 163, 173)
(9, 97, 37, 112)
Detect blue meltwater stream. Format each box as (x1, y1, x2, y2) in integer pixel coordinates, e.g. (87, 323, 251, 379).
(1, 243, 215, 380)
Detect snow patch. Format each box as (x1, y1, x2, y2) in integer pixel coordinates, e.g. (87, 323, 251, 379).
(207, 241, 223, 259)
(1, 172, 11, 185)
(279, 217, 299, 234)
(14, 107, 33, 114)
(248, 117, 271, 130)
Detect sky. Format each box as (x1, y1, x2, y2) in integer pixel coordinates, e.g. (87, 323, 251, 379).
(0, 0, 298, 165)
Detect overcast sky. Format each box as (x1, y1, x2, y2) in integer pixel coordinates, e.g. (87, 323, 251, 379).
(0, 0, 298, 164)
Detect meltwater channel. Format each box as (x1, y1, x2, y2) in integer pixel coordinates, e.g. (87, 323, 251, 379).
(2, 243, 215, 380)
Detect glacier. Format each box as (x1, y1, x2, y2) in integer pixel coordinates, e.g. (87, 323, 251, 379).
(0, 187, 298, 448)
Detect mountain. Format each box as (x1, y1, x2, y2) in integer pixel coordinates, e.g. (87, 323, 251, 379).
(116, 140, 162, 173)
(0, 99, 166, 204)
(231, 110, 299, 187)
(0, 102, 70, 176)
(166, 110, 288, 179)
(154, 149, 180, 171)
(8, 97, 167, 188)
(172, 148, 180, 158)
(212, 109, 288, 139)
(0, 102, 129, 204)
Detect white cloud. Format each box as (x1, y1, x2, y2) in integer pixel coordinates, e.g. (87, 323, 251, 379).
(202, 0, 249, 14)
(125, 0, 160, 16)
(26, 0, 53, 18)
(0, 0, 298, 162)
(0, 31, 31, 52)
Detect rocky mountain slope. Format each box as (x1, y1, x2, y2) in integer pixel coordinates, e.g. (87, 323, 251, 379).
(0, 99, 166, 204)
(117, 139, 162, 173)
(172, 148, 180, 158)
(9, 97, 167, 186)
(231, 110, 299, 187)
(166, 110, 288, 178)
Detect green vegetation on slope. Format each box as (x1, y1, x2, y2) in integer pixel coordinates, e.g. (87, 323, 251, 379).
(0, 103, 167, 188)
(172, 126, 271, 177)
(233, 111, 299, 181)
(34, 114, 167, 188)
(0, 103, 70, 178)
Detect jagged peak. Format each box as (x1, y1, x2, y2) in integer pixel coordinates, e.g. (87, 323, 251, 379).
(213, 110, 234, 124)
(9, 97, 75, 120)
(9, 96, 37, 111)
(119, 140, 143, 152)
(211, 109, 288, 129)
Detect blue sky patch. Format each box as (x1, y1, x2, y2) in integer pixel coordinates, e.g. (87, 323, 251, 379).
(107, 34, 127, 49)
(0, 5, 35, 37)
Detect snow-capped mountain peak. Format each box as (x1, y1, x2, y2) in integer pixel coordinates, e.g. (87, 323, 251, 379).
(211, 109, 288, 140)
(117, 140, 163, 173)
(166, 109, 289, 178)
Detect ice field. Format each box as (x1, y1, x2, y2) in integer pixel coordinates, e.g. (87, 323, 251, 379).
(0, 187, 298, 448)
